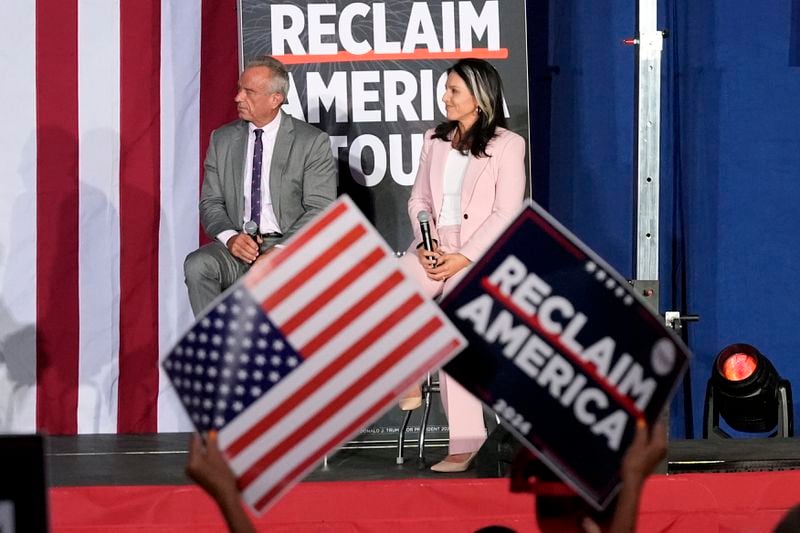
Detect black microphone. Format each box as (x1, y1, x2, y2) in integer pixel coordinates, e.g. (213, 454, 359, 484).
(243, 220, 259, 242)
(417, 211, 437, 266)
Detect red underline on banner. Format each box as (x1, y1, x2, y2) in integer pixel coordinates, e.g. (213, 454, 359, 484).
(273, 48, 509, 64)
(481, 279, 644, 420)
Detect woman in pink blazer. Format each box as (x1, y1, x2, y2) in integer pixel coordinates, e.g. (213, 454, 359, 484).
(399, 58, 527, 472)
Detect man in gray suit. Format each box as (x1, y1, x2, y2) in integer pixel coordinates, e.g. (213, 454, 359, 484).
(184, 56, 337, 316)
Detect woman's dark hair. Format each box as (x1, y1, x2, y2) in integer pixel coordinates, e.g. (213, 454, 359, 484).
(432, 58, 508, 158)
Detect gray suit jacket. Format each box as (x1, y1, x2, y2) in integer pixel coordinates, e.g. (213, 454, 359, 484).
(199, 111, 337, 243)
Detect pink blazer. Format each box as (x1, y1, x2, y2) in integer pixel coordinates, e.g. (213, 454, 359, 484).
(407, 127, 527, 261)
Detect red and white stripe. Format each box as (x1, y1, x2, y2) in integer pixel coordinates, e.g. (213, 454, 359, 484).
(0, 0, 238, 434)
(219, 198, 466, 513)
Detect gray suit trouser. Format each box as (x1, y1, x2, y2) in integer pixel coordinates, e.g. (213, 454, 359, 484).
(183, 237, 281, 317)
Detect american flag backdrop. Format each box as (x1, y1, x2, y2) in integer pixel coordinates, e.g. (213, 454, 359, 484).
(0, 1, 240, 434)
(164, 197, 467, 513)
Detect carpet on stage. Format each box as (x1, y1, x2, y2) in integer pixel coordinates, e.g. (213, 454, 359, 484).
(49, 471, 799, 532)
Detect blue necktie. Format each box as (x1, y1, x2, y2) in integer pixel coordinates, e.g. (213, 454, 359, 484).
(250, 129, 264, 229)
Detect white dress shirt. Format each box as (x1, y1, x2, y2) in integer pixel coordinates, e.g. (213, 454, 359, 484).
(438, 148, 470, 227)
(217, 114, 282, 245)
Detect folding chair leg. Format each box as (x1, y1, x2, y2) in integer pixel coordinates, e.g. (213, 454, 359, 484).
(396, 409, 413, 465)
(417, 389, 434, 462)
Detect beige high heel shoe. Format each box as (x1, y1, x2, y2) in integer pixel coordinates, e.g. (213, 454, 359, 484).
(398, 384, 422, 411)
(430, 451, 477, 473)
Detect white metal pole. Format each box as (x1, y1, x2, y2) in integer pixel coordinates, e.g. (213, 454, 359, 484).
(633, 0, 664, 310)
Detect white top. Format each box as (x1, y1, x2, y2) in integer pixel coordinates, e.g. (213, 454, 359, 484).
(217, 114, 282, 245)
(438, 148, 470, 227)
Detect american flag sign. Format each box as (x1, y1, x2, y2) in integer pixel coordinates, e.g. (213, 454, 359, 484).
(163, 196, 467, 513)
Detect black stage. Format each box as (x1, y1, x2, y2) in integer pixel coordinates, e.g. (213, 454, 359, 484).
(44, 431, 800, 487)
(45, 433, 476, 487)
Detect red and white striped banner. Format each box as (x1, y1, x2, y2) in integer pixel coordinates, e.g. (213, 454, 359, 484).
(0, 0, 239, 434)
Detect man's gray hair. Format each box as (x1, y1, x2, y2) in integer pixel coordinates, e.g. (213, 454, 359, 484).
(245, 56, 289, 99)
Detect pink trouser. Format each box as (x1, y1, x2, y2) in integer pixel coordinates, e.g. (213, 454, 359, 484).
(399, 225, 487, 455)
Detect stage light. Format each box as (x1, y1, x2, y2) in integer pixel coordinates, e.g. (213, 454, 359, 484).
(704, 343, 793, 438)
(720, 351, 757, 382)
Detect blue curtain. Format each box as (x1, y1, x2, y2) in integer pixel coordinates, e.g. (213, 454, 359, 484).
(530, 0, 800, 438)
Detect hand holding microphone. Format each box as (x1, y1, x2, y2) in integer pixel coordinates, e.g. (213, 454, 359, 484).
(416, 210, 471, 282)
(226, 220, 260, 263)
(417, 210, 438, 269)
(243, 220, 259, 241)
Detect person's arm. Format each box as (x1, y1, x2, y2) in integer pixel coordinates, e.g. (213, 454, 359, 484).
(185, 432, 256, 533)
(406, 131, 444, 277)
(282, 130, 338, 237)
(199, 130, 239, 240)
(606, 418, 667, 533)
(407, 130, 438, 248)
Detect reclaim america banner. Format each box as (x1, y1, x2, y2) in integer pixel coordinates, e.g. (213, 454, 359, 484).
(440, 202, 691, 509)
(239, 0, 530, 251)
